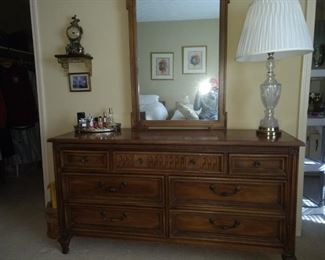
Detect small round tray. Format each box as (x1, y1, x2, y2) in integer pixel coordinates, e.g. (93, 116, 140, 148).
(74, 123, 121, 133)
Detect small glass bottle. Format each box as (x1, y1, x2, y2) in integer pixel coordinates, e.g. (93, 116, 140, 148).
(88, 114, 94, 128)
(103, 111, 108, 128)
(98, 116, 103, 128)
(108, 107, 114, 124)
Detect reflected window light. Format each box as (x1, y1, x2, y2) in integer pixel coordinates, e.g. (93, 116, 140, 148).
(304, 161, 317, 165)
(302, 215, 325, 224)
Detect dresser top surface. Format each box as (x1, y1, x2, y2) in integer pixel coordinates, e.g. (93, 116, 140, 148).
(48, 129, 303, 147)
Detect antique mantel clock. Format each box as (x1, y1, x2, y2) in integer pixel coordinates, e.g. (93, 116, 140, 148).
(55, 14, 92, 75)
(65, 15, 84, 55)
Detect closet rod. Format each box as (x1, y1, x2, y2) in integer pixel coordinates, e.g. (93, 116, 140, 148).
(0, 46, 34, 62)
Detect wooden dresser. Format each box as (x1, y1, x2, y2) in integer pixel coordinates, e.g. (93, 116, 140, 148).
(48, 129, 303, 259)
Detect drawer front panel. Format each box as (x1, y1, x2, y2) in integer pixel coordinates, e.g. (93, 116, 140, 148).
(63, 175, 164, 206)
(170, 211, 284, 245)
(68, 205, 165, 237)
(113, 151, 224, 174)
(229, 154, 287, 177)
(169, 177, 285, 211)
(60, 150, 108, 170)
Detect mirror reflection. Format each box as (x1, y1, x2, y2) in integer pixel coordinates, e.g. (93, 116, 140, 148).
(136, 0, 220, 121)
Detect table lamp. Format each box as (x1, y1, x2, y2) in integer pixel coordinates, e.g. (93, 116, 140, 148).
(236, 0, 313, 138)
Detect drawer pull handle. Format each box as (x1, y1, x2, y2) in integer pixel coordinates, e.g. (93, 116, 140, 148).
(99, 210, 127, 222)
(209, 184, 240, 197)
(80, 157, 87, 163)
(97, 181, 128, 193)
(110, 213, 127, 222)
(253, 160, 261, 167)
(209, 219, 240, 230)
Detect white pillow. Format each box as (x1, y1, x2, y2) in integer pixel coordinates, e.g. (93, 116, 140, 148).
(171, 109, 186, 120)
(139, 102, 168, 120)
(176, 102, 199, 120)
(139, 95, 159, 105)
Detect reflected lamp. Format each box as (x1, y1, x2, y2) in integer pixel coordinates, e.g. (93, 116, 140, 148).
(236, 0, 313, 138)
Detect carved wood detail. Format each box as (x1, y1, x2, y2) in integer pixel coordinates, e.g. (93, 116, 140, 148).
(113, 152, 224, 173)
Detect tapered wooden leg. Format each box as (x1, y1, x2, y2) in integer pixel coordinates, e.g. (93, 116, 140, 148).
(58, 232, 72, 254)
(282, 253, 297, 260)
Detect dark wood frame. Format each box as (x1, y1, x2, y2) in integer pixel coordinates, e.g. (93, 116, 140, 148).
(68, 72, 91, 92)
(127, 0, 228, 129)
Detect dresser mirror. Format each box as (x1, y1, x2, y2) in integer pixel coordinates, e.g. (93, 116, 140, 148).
(127, 0, 228, 129)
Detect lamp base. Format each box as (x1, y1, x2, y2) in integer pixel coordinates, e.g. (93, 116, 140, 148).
(256, 126, 281, 139)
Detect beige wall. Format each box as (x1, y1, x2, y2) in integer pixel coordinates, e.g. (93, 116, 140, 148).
(138, 19, 219, 112)
(33, 0, 306, 202)
(32, 0, 131, 202)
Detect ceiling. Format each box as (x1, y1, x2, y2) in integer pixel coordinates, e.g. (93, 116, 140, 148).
(136, 0, 220, 22)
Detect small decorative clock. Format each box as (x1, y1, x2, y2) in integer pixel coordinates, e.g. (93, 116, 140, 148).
(65, 15, 84, 55)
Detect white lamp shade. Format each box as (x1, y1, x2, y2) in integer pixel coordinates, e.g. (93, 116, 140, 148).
(236, 0, 313, 62)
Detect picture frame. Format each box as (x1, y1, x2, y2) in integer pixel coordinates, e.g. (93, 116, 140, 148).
(151, 52, 174, 80)
(182, 46, 207, 74)
(68, 73, 91, 92)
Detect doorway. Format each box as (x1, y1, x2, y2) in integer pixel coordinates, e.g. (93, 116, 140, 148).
(302, 0, 325, 226)
(0, 0, 44, 199)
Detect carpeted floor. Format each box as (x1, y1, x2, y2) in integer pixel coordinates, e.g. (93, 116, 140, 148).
(0, 163, 324, 260)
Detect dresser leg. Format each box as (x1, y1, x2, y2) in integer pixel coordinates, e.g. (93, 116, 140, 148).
(281, 253, 297, 260)
(58, 233, 72, 254)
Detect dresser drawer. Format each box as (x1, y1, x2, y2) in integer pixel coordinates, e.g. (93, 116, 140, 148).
(169, 177, 285, 211)
(169, 210, 284, 245)
(113, 151, 224, 174)
(60, 150, 108, 171)
(63, 175, 164, 206)
(229, 154, 287, 177)
(67, 205, 165, 237)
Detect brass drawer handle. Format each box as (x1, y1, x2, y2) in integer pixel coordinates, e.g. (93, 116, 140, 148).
(253, 160, 261, 167)
(209, 218, 240, 230)
(79, 157, 87, 163)
(209, 184, 240, 197)
(97, 181, 128, 193)
(109, 213, 127, 222)
(100, 209, 107, 219)
(99, 210, 127, 222)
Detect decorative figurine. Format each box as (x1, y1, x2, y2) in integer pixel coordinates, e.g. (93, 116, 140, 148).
(66, 15, 84, 55)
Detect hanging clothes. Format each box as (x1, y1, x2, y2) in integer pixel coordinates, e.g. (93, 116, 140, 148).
(0, 63, 40, 167)
(0, 63, 38, 127)
(0, 86, 14, 160)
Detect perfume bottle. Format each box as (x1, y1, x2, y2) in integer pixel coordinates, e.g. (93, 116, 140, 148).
(108, 107, 114, 124)
(98, 116, 103, 128)
(103, 111, 108, 128)
(88, 114, 94, 128)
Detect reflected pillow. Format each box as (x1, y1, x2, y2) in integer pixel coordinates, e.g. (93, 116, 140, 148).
(139, 95, 159, 105)
(140, 102, 168, 120)
(176, 102, 199, 120)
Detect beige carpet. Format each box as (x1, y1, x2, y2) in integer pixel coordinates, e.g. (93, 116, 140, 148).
(0, 163, 324, 260)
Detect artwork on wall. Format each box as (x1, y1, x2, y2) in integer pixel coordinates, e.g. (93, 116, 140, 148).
(151, 52, 174, 80)
(182, 46, 207, 74)
(68, 72, 91, 92)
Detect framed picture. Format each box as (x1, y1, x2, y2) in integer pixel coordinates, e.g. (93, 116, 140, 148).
(151, 52, 174, 80)
(182, 46, 207, 74)
(68, 73, 91, 92)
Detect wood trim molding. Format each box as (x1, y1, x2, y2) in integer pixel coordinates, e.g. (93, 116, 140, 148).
(29, 0, 51, 204)
(296, 0, 316, 237)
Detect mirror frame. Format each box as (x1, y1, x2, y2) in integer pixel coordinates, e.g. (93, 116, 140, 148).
(127, 0, 228, 129)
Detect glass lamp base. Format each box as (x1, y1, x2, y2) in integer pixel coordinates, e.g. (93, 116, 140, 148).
(256, 126, 281, 139)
